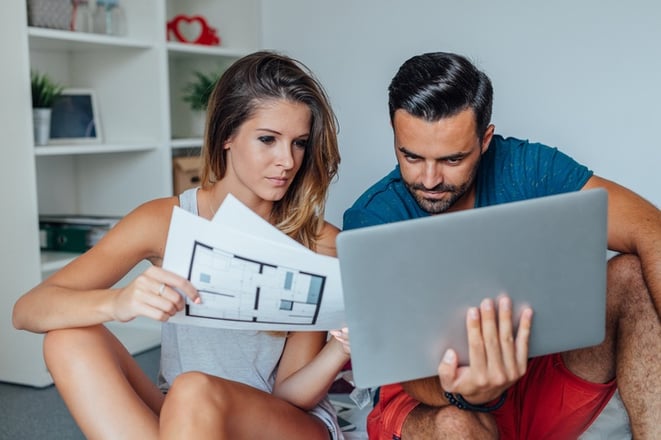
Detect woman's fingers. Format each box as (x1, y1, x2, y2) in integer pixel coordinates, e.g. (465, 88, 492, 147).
(145, 266, 201, 306)
(329, 327, 351, 354)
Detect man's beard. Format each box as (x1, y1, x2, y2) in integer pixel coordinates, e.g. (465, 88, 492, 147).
(404, 162, 479, 215)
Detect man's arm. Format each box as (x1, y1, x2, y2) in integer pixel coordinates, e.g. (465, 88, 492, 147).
(401, 376, 448, 406)
(583, 176, 661, 314)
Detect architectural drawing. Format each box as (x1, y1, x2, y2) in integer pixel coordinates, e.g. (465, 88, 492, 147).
(185, 241, 326, 325)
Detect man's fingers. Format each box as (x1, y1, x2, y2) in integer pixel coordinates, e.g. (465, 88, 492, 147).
(515, 307, 533, 371)
(481, 298, 503, 369)
(497, 296, 517, 377)
(466, 306, 487, 371)
(438, 349, 459, 391)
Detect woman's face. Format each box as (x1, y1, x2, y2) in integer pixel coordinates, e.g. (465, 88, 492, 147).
(223, 99, 311, 205)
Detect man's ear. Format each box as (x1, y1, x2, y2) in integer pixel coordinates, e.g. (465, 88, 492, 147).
(481, 124, 495, 154)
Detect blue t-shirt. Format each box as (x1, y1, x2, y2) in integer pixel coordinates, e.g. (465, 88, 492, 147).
(343, 135, 593, 229)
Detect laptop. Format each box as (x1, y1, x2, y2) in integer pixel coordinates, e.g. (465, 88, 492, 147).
(336, 189, 608, 388)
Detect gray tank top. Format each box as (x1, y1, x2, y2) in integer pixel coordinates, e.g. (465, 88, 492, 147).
(158, 188, 287, 392)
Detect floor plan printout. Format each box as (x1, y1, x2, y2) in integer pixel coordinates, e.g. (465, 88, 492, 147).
(162, 196, 345, 331)
(188, 242, 326, 325)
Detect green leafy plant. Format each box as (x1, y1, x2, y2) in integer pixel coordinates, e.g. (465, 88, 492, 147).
(182, 71, 219, 111)
(31, 70, 64, 108)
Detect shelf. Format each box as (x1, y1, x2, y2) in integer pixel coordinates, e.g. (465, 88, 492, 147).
(167, 41, 250, 59)
(34, 142, 160, 156)
(28, 27, 154, 52)
(2, 0, 259, 388)
(40, 251, 81, 273)
(171, 138, 203, 149)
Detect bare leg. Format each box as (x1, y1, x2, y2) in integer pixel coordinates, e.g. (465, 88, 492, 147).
(563, 254, 661, 438)
(43, 325, 164, 440)
(402, 405, 498, 439)
(159, 371, 330, 440)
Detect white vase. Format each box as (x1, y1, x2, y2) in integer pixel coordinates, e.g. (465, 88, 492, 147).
(32, 108, 51, 146)
(191, 110, 206, 138)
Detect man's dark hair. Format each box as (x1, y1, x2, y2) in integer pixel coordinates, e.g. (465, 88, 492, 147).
(388, 52, 493, 140)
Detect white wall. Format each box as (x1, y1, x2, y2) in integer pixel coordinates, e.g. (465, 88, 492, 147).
(262, 0, 661, 227)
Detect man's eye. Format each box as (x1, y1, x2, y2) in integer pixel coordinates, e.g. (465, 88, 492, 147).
(446, 157, 463, 165)
(404, 154, 420, 162)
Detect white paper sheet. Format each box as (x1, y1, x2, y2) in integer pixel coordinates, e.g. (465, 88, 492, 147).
(162, 195, 345, 331)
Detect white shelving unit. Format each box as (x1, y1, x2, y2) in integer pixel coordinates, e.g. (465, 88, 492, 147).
(0, 0, 260, 387)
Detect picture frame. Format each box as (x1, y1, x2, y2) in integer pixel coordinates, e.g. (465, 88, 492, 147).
(49, 88, 102, 144)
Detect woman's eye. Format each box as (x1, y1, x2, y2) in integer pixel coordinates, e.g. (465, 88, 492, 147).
(294, 139, 309, 149)
(258, 136, 275, 144)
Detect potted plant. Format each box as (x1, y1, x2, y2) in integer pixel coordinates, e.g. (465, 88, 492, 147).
(31, 70, 64, 145)
(181, 70, 219, 137)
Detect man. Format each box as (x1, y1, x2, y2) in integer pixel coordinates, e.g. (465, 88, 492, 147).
(343, 52, 661, 439)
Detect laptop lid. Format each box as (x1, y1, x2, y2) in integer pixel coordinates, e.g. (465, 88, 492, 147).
(337, 189, 608, 388)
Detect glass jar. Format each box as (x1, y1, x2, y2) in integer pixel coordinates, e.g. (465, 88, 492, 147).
(71, 0, 92, 33)
(92, 0, 126, 36)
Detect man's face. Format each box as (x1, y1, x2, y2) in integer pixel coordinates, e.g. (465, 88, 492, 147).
(392, 108, 493, 214)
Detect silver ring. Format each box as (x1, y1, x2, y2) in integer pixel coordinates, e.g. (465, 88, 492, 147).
(158, 283, 165, 296)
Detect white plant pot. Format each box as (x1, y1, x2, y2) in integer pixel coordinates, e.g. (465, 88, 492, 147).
(33, 108, 51, 146)
(191, 110, 206, 138)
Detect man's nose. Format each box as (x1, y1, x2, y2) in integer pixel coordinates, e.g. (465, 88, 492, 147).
(421, 162, 443, 189)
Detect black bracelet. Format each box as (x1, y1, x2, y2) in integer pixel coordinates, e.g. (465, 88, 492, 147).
(443, 390, 508, 413)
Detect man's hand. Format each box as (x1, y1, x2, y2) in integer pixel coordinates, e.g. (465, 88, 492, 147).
(402, 295, 532, 406)
(439, 296, 533, 404)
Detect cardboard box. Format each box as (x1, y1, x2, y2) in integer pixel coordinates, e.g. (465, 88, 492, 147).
(173, 156, 203, 195)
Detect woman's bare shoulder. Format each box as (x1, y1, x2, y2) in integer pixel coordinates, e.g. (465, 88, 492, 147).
(315, 220, 340, 257)
(95, 196, 181, 262)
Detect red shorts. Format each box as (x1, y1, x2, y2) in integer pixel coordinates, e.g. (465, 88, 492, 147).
(367, 353, 616, 440)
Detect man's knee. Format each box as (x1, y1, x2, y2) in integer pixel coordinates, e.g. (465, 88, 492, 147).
(606, 254, 651, 314)
(608, 254, 644, 290)
(403, 405, 498, 439)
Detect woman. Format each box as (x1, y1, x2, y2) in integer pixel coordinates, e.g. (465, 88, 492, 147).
(13, 51, 350, 439)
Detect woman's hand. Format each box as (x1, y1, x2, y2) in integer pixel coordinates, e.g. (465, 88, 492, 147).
(112, 266, 200, 323)
(329, 327, 351, 355)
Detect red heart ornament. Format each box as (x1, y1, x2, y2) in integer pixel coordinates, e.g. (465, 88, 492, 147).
(167, 15, 221, 46)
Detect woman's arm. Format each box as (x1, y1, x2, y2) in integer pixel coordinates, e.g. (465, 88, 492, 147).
(12, 197, 199, 333)
(272, 222, 351, 410)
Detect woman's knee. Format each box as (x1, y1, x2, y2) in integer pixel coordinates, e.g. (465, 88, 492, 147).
(165, 372, 230, 413)
(44, 326, 102, 367)
(43, 325, 128, 379)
